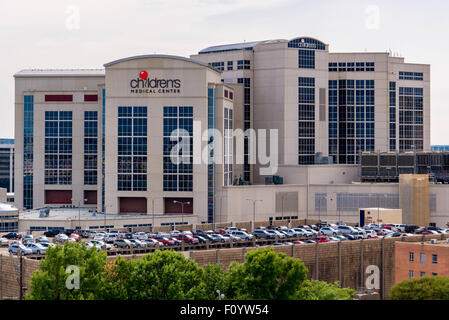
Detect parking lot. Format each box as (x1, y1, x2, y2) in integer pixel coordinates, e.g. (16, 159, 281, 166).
(2, 222, 446, 260)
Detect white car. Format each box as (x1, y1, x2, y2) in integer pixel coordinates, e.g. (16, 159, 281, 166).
(24, 242, 47, 254)
(225, 227, 239, 233)
(337, 225, 356, 234)
(0, 238, 9, 246)
(320, 227, 338, 236)
(88, 240, 111, 250)
(105, 233, 118, 243)
(94, 234, 105, 241)
(39, 242, 56, 249)
(364, 230, 378, 237)
(281, 229, 298, 237)
(350, 231, 367, 239)
(292, 228, 313, 237)
(133, 232, 148, 240)
(380, 229, 394, 236)
(36, 235, 50, 243)
(129, 239, 147, 248)
(9, 244, 33, 255)
(392, 224, 406, 232)
(55, 233, 69, 243)
(364, 224, 379, 230)
(230, 230, 254, 241)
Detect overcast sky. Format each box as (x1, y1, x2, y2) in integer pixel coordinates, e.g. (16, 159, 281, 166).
(1, 0, 448, 144)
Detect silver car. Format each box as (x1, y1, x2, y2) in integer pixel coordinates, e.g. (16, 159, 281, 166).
(24, 242, 47, 255)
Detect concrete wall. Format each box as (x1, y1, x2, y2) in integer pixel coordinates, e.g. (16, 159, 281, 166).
(3, 233, 447, 300)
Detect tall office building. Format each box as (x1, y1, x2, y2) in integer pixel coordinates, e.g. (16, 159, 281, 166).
(14, 56, 242, 225)
(192, 37, 430, 170)
(0, 139, 14, 193)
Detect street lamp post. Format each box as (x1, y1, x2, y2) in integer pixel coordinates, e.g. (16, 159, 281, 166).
(173, 200, 191, 226)
(246, 198, 263, 232)
(71, 198, 87, 232)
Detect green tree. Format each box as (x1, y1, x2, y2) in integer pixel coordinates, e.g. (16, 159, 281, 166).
(98, 250, 217, 300)
(223, 247, 308, 300)
(26, 242, 107, 300)
(294, 280, 356, 300)
(390, 276, 449, 300)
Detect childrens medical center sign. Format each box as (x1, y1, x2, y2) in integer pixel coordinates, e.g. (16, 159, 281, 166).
(130, 70, 181, 94)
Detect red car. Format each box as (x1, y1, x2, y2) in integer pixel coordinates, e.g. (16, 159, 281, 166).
(152, 237, 175, 246)
(173, 234, 199, 244)
(214, 229, 227, 235)
(311, 236, 329, 243)
(69, 233, 80, 242)
(381, 224, 393, 230)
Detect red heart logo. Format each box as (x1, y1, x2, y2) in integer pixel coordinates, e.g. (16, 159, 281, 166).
(139, 70, 148, 80)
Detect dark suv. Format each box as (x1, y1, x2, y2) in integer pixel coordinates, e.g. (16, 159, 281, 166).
(2, 232, 22, 239)
(44, 229, 62, 237)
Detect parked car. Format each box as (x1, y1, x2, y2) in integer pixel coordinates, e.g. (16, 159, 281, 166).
(292, 228, 313, 237)
(113, 239, 133, 249)
(253, 229, 274, 239)
(133, 232, 148, 240)
(55, 233, 69, 243)
(0, 238, 9, 246)
(128, 239, 147, 248)
(334, 235, 347, 241)
(328, 237, 341, 242)
(193, 235, 208, 243)
(422, 230, 439, 235)
(214, 229, 227, 235)
(293, 240, 305, 244)
(364, 224, 380, 230)
(175, 233, 199, 244)
(380, 229, 394, 236)
(2, 232, 22, 240)
(63, 229, 77, 236)
(88, 240, 110, 250)
(312, 236, 329, 243)
(39, 242, 56, 249)
(303, 240, 316, 244)
(364, 230, 378, 238)
(104, 233, 118, 243)
(207, 233, 228, 243)
(44, 229, 62, 237)
(36, 235, 50, 243)
(405, 225, 420, 233)
(350, 231, 367, 240)
(341, 234, 356, 240)
(319, 227, 338, 236)
(145, 238, 163, 247)
(69, 233, 80, 242)
(8, 244, 33, 255)
(22, 235, 34, 243)
(221, 234, 241, 242)
(392, 224, 406, 232)
(152, 237, 175, 246)
(337, 225, 356, 234)
(24, 242, 47, 254)
(230, 230, 254, 241)
(380, 224, 393, 230)
(225, 227, 239, 233)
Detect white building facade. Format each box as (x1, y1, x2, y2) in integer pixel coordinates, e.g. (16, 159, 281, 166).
(13, 37, 433, 228)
